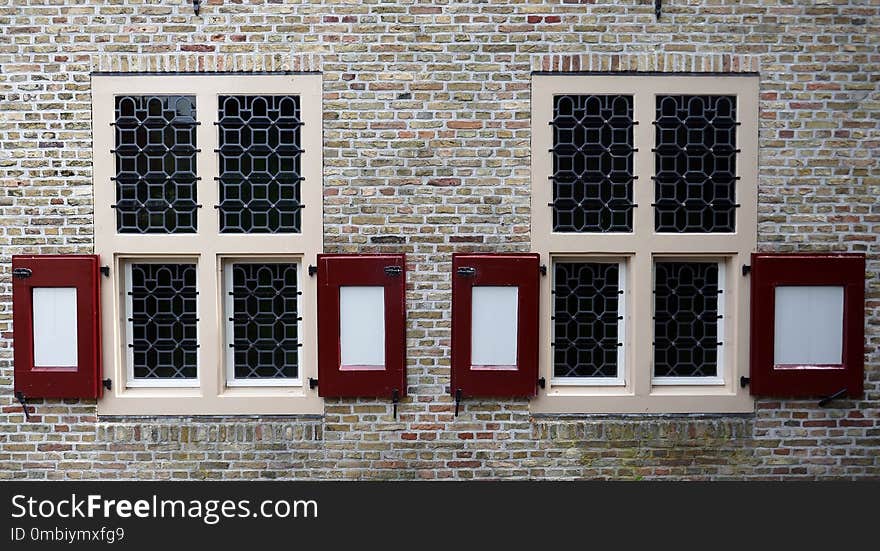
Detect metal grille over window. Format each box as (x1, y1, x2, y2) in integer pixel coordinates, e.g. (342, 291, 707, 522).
(551, 95, 635, 232)
(653, 262, 720, 378)
(229, 263, 299, 379)
(130, 264, 198, 379)
(217, 96, 303, 233)
(553, 262, 621, 378)
(654, 95, 738, 233)
(114, 96, 198, 233)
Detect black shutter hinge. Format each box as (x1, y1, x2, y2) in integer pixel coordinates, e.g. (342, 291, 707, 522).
(392, 389, 400, 419)
(818, 388, 847, 408)
(100, 266, 110, 277)
(539, 264, 547, 276)
(309, 377, 318, 390)
(14, 392, 31, 421)
(384, 265, 403, 277)
(103, 379, 112, 391)
(742, 265, 751, 276)
(12, 268, 32, 279)
(456, 267, 476, 277)
(537, 377, 546, 389)
(740, 376, 750, 388)
(454, 388, 463, 417)
(308, 265, 317, 277)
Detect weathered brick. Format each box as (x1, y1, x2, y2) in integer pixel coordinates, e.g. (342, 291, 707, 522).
(0, 0, 877, 482)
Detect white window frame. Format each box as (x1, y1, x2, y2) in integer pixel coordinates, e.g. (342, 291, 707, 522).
(222, 257, 303, 388)
(94, 74, 323, 415)
(531, 74, 758, 413)
(651, 257, 726, 387)
(123, 258, 201, 389)
(550, 258, 627, 387)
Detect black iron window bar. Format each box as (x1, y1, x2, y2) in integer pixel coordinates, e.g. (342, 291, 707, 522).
(653, 262, 721, 378)
(551, 262, 623, 378)
(653, 95, 739, 233)
(227, 263, 300, 380)
(550, 94, 636, 233)
(113, 95, 199, 234)
(216, 95, 304, 234)
(129, 263, 198, 379)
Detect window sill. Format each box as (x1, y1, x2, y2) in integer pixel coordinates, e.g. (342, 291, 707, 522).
(530, 389, 755, 414)
(97, 387, 324, 416)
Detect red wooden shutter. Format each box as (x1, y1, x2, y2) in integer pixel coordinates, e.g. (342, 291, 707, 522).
(317, 254, 406, 398)
(750, 253, 865, 398)
(451, 253, 539, 398)
(12, 255, 102, 399)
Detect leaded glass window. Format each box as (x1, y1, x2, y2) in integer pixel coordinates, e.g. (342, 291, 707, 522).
(227, 262, 299, 382)
(653, 262, 721, 378)
(217, 96, 303, 233)
(553, 262, 623, 379)
(654, 95, 738, 233)
(551, 94, 635, 233)
(114, 96, 198, 233)
(128, 263, 198, 380)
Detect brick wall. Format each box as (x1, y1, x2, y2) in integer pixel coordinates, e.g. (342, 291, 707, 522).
(1, 0, 877, 480)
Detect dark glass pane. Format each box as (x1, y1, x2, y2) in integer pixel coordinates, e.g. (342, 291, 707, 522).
(130, 263, 198, 379)
(552, 95, 634, 233)
(553, 262, 621, 378)
(230, 263, 299, 379)
(653, 262, 720, 377)
(218, 96, 303, 233)
(654, 95, 738, 233)
(114, 96, 198, 233)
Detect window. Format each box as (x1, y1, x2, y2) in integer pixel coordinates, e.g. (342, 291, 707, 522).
(531, 74, 758, 413)
(93, 74, 322, 415)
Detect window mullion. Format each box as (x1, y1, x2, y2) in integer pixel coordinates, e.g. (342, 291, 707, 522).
(631, 91, 655, 398)
(195, 90, 220, 399)
(197, 89, 220, 241)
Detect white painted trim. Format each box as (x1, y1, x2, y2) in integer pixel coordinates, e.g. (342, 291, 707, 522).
(550, 259, 627, 387)
(123, 259, 201, 389)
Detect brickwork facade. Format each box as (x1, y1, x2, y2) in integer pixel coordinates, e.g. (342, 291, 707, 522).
(0, 0, 877, 479)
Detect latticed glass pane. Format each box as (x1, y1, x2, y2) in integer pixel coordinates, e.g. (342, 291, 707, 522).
(114, 96, 198, 233)
(130, 263, 198, 379)
(551, 94, 634, 233)
(218, 96, 303, 233)
(653, 262, 720, 378)
(654, 95, 738, 233)
(553, 262, 621, 378)
(229, 263, 299, 379)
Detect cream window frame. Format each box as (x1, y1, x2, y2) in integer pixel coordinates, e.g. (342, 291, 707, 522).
(93, 74, 323, 415)
(531, 74, 758, 414)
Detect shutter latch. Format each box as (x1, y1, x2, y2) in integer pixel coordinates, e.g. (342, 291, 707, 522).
(14, 392, 31, 422)
(456, 267, 476, 277)
(391, 389, 400, 419)
(12, 268, 32, 279)
(454, 388, 463, 417)
(384, 266, 403, 277)
(818, 388, 847, 408)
